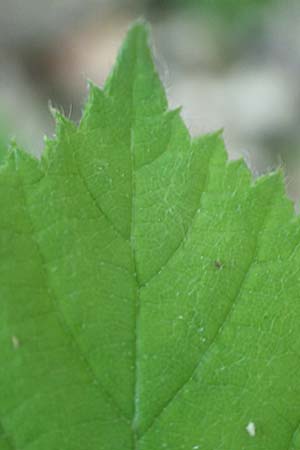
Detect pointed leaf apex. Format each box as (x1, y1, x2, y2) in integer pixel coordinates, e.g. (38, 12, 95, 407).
(125, 19, 150, 44)
(104, 19, 167, 117)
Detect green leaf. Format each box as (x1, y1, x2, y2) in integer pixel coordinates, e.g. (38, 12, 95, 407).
(1, 21, 300, 450)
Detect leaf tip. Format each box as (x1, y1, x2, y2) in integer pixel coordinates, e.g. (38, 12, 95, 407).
(49, 102, 75, 140)
(126, 18, 150, 43)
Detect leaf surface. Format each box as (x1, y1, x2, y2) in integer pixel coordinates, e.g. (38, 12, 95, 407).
(1, 22, 300, 450)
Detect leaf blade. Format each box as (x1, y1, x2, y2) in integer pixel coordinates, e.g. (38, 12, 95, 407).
(1, 21, 300, 450)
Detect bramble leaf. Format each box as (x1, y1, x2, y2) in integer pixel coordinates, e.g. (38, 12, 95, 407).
(1, 22, 300, 450)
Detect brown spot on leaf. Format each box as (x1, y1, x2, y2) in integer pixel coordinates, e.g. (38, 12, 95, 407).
(214, 260, 224, 270)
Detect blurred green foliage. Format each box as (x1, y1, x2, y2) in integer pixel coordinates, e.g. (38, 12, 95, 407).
(177, 0, 271, 20)
(0, 122, 8, 164)
(146, 0, 274, 28)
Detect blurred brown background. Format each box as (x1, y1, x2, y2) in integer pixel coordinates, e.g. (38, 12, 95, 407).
(0, 0, 300, 202)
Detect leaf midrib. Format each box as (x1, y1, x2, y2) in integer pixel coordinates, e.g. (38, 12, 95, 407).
(128, 34, 141, 450)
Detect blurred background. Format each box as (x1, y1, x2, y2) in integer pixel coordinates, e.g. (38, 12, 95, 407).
(0, 0, 300, 202)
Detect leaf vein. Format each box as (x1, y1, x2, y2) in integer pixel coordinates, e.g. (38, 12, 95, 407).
(140, 181, 279, 439)
(140, 149, 215, 288)
(18, 173, 130, 425)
